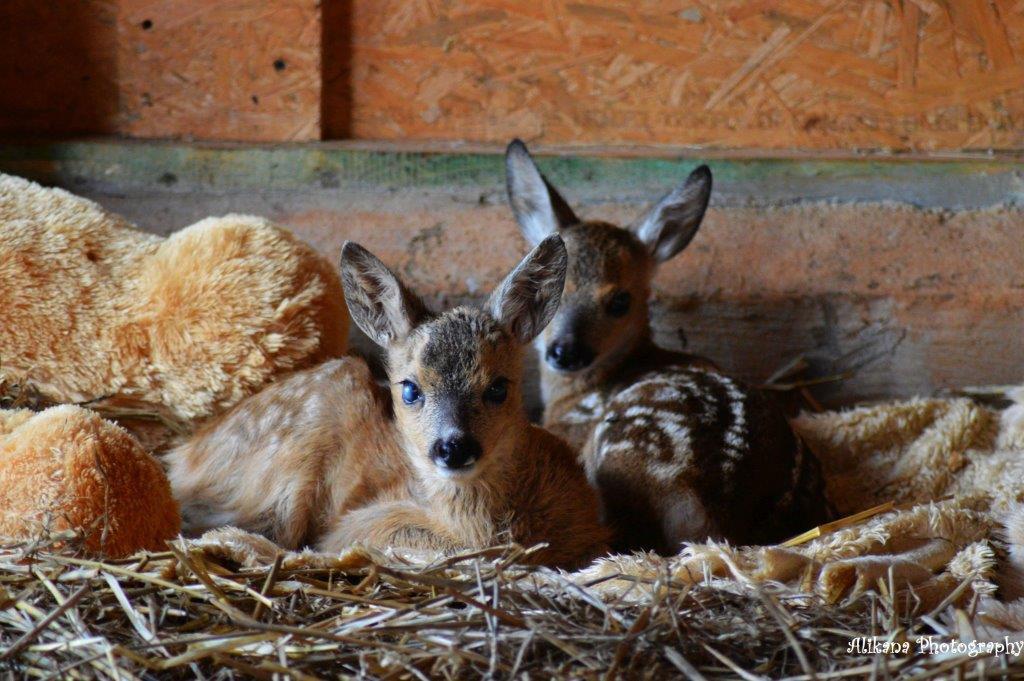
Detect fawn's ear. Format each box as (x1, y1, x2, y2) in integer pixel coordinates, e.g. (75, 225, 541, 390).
(340, 242, 425, 347)
(632, 165, 712, 262)
(505, 139, 579, 246)
(488, 234, 567, 344)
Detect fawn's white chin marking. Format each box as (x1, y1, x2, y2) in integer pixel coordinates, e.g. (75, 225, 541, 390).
(544, 357, 579, 374)
(435, 460, 479, 480)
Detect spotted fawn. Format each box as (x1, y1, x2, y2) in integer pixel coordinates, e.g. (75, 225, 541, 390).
(166, 235, 609, 568)
(505, 139, 833, 554)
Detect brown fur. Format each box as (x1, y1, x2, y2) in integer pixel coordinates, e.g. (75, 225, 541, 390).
(0, 406, 180, 556)
(166, 239, 609, 569)
(0, 173, 348, 425)
(506, 140, 832, 554)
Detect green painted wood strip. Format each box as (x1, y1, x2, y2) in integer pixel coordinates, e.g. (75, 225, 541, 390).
(0, 141, 1020, 208)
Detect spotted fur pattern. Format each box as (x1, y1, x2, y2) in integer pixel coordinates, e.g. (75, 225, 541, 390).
(554, 366, 831, 553)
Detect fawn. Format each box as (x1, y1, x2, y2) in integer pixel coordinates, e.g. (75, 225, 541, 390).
(165, 236, 609, 568)
(505, 140, 833, 554)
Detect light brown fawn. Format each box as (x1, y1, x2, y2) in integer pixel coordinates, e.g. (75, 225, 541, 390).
(505, 140, 833, 554)
(166, 236, 609, 568)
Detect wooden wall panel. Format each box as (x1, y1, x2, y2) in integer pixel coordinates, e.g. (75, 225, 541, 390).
(0, 1, 119, 136)
(336, 0, 1024, 151)
(2, 0, 1021, 150)
(117, 0, 321, 141)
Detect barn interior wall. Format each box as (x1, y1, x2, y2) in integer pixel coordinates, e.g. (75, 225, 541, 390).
(0, 3, 1020, 405)
(2, 1, 1023, 153)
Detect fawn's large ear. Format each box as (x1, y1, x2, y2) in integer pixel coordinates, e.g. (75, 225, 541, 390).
(488, 234, 568, 344)
(340, 242, 425, 347)
(505, 139, 579, 246)
(631, 165, 712, 262)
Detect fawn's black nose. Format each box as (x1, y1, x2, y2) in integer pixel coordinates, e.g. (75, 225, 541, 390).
(430, 435, 482, 470)
(546, 340, 595, 371)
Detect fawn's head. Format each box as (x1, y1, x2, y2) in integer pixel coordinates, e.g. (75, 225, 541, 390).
(505, 139, 712, 378)
(340, 236, 567, 483)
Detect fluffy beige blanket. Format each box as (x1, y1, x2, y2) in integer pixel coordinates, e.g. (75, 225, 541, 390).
(185, 389, 1024, 612)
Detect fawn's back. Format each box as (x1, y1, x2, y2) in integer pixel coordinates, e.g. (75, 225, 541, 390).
(555, 359, 828, 552)
(166, 356, 407, 549)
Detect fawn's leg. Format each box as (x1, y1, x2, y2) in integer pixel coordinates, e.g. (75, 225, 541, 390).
(318, 501, 464, 554)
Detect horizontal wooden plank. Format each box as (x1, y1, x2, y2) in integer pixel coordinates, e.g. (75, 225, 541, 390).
(1, 140, 1021, 209)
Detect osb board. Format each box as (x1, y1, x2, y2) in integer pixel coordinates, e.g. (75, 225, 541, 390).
(117, 0, 321, 141)
(0, 1, 119, 136)
(337, 0, 1024, 151)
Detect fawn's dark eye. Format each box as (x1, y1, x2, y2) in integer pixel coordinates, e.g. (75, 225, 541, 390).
(606, 290, 632, 317)
(400, 380, 422, 405)
(483, 377, 509, 405)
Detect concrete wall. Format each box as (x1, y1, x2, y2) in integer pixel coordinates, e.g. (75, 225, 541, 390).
(2, 141, 1020, 407)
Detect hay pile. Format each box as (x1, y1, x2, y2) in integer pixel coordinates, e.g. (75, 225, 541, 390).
(5, 370, 1024, 677)
(2, 529, 1023, 679)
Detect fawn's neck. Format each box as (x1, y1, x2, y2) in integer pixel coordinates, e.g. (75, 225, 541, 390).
(539, 324, 653, 412)
(417, 420, 530, 543)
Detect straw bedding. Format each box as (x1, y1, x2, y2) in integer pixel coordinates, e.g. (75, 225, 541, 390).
(3, 389, 1024, 677)
(0, 526, 1020, 679)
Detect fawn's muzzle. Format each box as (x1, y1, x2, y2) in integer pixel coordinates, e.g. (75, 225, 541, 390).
(430, 435, 482, 471)
(546, 340, 595, 372)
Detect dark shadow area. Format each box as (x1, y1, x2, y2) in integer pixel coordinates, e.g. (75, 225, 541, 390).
(0, 1, 119, 137)
(321, 0, 352, 139)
